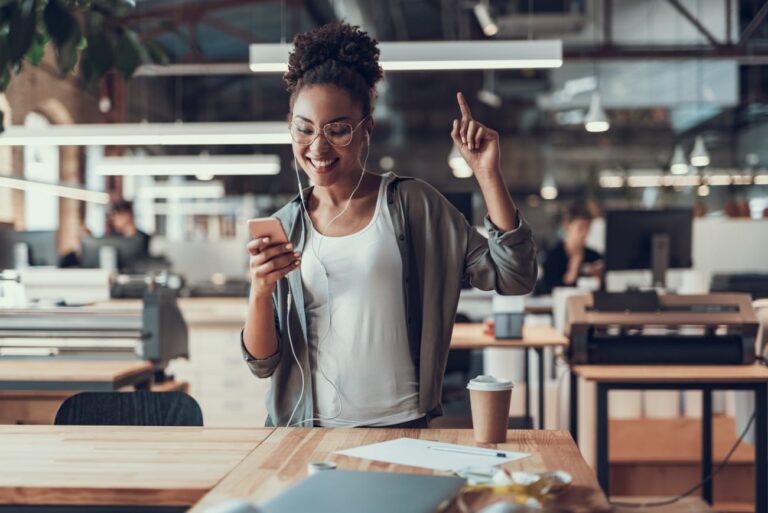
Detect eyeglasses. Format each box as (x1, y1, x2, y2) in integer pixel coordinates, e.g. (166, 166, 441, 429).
(289, 117, 368, 147)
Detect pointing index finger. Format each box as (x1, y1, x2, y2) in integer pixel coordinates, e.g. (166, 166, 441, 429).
(457, 91, 473, 120)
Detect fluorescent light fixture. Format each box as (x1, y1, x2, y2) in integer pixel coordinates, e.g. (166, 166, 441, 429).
(448, 145, 473, 178)
(95, 154, 281, 176)
(600, 169, 762, 189)
(598, 175, 624, 188)
(540, 175, 558, 200)
(0, 174, 109, 204)
(670, 145, 689, 175)
(0, 122, 291, 147)
(627, 175, 663, 188)
(250, 40, 562, 72)
(473, 4, 499, 37)
(668, 175, 701, 186)
(732, 174, 753, 185)
(136, 182, 225, 199)
(707, 174, 732, 186)
(690, 136, 710, 167)
(584, 93, 609, 132)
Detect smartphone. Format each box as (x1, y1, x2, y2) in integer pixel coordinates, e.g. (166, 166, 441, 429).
(247, 217, 289, 244)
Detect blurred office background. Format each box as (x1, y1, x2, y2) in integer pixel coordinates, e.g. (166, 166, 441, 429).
(1, 0, 768, 506)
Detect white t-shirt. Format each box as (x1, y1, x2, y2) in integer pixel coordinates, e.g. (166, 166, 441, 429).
(301, 174, 420, 427)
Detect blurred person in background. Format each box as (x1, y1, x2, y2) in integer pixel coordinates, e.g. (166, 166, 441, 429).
(536, 202, 602, 294)
(108, 200, 151, 258)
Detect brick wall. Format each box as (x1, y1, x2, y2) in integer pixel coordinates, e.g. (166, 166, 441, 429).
(0, 48, 103, 254)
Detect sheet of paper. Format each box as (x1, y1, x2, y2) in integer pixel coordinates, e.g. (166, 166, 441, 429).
(335, 437, 528, 472)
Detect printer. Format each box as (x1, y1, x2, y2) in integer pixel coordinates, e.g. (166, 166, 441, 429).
(0, 288, 188, 375)
(567, 292, 758, 365)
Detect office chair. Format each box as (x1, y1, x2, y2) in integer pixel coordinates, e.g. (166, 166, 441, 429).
(54, 391, 203, 426)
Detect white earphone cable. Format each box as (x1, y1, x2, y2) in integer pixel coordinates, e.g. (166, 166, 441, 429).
(285, 133, 406, 427)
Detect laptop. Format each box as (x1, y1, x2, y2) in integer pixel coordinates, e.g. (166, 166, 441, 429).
(261, 469, 466, 513)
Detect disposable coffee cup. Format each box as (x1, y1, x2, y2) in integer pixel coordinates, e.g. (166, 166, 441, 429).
(467, 375, 514, 443)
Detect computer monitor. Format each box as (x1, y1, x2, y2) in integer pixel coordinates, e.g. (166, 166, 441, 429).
(604, 208, 693, 288)
(80, 235, 145, 272)
(0, 230, 58, 269)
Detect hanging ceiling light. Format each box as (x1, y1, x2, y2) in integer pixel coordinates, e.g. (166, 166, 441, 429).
(690, 136, 710, 167)
(540, 175, 558, 200)
(669, 145, 689, 175)
(584, 92, 609, 133)
(473, 3, 499, 37)
(448, 145, 472, 178)
(477, 70, 502, 108)
(697, 184, 710, 197)
(249, 40, 562, 72)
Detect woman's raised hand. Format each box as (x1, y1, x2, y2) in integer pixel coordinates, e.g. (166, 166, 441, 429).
(450, 91, 501, 180)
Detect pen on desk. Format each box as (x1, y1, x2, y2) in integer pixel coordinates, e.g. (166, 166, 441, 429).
(427, 445, 508, 458)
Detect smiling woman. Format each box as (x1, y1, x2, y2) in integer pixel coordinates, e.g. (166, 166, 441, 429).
(241, 22, 538, 429)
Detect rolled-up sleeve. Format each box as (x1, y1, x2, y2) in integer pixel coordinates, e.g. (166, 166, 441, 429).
(465, 214, 538, 295)
(239, 296, 282, 378)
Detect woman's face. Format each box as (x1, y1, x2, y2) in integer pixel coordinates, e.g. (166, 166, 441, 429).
(290, 84, 370, 188)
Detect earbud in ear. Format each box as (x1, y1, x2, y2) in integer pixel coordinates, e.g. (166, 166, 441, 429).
(365, 132, 371, 143)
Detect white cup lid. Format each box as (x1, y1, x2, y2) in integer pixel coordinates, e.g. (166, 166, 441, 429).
(466, 375, 514, 391)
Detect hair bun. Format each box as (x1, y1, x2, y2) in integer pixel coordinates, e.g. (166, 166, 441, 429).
(284, 22, 383, 93)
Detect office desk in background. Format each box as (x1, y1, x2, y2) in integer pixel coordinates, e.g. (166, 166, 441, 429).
(0, 360, 157, 425)
(0, 426, 608, 513)
(450, 323, 568, 429)
(571, 364, 768, 513)
(0, 360, 154, 392)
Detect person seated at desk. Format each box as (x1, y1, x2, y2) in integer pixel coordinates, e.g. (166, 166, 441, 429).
(108, 200, 151, 258)
(241, 22, 538, 429)
(537, 203, 602, 295)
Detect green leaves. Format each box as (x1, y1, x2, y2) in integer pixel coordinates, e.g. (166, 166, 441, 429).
(0, 0, 170, 130)
(7, 0, 36, 63)
(25, 32, 47, 65)
(0, 0, 169, 90)
(43, 0, 76, 47)
(114, 29, 146, 79)
(43, 0, 82, 74)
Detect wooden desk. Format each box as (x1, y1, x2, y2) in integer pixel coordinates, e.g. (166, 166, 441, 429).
(451, 323, 568, 429)
(0, 425, 271, 509)
(450, 323, 568, 350)
(0, 360, 154, 391)
(190, 427, 609, 513)
(570, 364, 768, 513)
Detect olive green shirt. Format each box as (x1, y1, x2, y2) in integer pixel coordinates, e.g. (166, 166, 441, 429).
(242, 172, 537, 426)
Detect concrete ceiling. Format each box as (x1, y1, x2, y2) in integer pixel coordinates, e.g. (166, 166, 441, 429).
(122, 0, 768, 195)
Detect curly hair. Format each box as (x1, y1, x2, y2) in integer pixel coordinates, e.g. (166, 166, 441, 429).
(284, 22, 383, 117)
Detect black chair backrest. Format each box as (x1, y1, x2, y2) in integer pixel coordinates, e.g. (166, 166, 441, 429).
(54, 391, 203, 426)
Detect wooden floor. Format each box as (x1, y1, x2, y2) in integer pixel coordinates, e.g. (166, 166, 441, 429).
(610, 416, 754, 513)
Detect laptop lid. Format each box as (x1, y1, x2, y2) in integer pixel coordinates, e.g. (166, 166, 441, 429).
(261, 469, 466, 513)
